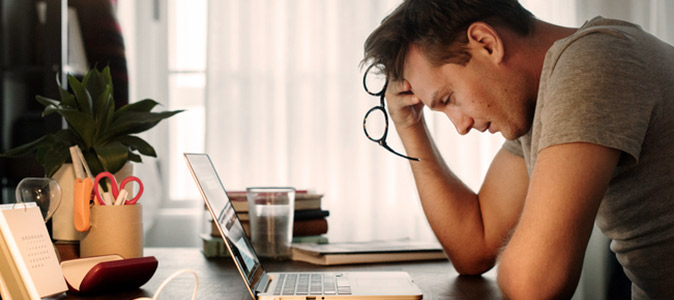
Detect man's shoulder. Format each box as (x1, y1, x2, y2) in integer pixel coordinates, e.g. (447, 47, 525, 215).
(542, 16, 650, 83)
(581, 16, 641, 31)
(550, 17, 641, 60)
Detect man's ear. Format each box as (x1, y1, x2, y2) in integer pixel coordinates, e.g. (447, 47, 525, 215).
(466, 22, 504, 64)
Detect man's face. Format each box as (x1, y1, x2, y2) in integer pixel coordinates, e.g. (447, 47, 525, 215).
(402, 44, 534, 140)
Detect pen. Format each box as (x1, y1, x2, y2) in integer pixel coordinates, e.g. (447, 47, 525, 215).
(103, 192, 114, 206)
(114, 190, 128, 206)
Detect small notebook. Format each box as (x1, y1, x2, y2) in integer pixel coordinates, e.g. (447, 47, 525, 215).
(291, 239, 446, 265)
(0, 203, 67, 299)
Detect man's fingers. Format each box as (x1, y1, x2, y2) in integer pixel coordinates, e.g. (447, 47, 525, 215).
(400, 79, 412, 93)
(386, 80, 420, 106)
(387, 79, 411, 94)
(382, 79, 425, 128)
(387, 91, 421, 107)
(400, 94, 422, 107)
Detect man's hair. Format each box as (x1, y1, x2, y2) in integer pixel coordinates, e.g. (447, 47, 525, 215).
(362, 0, 535, 80)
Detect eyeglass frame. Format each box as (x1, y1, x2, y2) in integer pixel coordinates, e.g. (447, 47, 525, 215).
(362, 64, 420, 161)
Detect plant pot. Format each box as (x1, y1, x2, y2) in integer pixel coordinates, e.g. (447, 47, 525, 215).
(51, 162, 134, 241)
(80, 203, 143, 258)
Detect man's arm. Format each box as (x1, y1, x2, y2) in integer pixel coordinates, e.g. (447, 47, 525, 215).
(385, 80, 529, 275)
(396, 118, 529, 275)
(497, 142, 620, 299)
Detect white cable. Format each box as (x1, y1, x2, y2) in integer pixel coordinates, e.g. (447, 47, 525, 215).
(134, 269, 198, 300)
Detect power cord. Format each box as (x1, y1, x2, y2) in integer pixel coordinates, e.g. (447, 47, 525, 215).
(134, 269, 199, 300)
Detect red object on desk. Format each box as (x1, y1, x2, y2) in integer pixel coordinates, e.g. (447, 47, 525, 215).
(61, 255, 158, 295)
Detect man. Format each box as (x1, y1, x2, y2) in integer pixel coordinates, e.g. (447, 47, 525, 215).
(362, 0, 674, 299)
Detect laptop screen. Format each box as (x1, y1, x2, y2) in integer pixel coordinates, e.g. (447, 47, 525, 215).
(184, 153, 263, 287)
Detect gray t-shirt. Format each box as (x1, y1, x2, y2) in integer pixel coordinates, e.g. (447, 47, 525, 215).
(503, 17, 674, 299)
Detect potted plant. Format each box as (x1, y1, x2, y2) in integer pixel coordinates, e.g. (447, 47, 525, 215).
(1, 66, 182, 177)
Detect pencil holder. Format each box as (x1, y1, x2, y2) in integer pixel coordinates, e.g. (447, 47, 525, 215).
(80, 204, 143, 259)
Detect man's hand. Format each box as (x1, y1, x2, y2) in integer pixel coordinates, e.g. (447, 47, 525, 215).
(385, 79, 426, 130)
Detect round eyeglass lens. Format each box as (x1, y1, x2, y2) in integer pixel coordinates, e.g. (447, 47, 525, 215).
(364, 65, 386, 95)
(364, 108, 387, 141)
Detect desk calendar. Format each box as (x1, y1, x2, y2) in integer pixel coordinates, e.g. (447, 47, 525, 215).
(0, 203, 67, 299)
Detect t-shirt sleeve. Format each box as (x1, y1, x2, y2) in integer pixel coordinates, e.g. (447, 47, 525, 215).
(538, 30, 658, 165)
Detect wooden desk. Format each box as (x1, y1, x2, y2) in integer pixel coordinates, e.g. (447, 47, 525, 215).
(50, 248, 502, 300)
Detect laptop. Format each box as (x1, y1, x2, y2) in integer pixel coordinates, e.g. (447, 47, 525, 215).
(184, 153, 423, 300)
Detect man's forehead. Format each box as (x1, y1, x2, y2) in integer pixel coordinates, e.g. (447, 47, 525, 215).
(402, 45, 433, 81)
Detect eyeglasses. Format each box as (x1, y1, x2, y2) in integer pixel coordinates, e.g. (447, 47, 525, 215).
(362, 64, 420, 161)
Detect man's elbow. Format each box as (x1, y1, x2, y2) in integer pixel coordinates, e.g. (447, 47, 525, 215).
(497, 259, 578, 300)
(451, 254, 496, 276)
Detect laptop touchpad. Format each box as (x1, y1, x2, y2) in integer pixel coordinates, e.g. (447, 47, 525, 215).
(350, 273, 419, 294)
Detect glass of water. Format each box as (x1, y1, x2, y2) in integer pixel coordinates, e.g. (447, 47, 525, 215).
(246, 187, 295, 259)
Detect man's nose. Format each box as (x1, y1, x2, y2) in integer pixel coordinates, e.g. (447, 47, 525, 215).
(446, 109, 473, 135)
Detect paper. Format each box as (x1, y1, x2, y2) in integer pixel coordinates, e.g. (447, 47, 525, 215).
(0, 205, 67, 298)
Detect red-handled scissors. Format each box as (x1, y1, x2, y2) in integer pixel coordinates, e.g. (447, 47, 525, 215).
(94, 171, 144, 205)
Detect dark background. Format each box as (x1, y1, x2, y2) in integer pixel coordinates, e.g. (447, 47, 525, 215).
(0, 0, 127, 204)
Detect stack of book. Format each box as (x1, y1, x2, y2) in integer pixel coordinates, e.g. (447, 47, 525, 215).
(201, 190, 329, 257)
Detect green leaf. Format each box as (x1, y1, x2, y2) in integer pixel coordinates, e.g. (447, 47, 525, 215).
(80, 69, 93, 89)
(100, 96, 116, 142)
(118, 135, 157, 157)
(56, 73, 77, 107)
(38, 95, 77, 116)
(36, 138, 70, 177)
(0, 135, 50, 157)
(59, 86, 77, 107)
(82, 150, 105, 176)
(100, 66, 113, 90)
(1, 131, 78, 177)
(55, 129, 81, 147)
(68, 75, 93, 116)
(115, 99, 161, 116)
(36, 96, 61, 108)
(128, 152, 142, 163)
(83, 66, 112, 96)
(94, 142, 129, 173)
(42, 104, 60, 116)
(94, 84, 114, 136)
(102, 110, 183, 142)
(54, 108, 96, 147)
(86, 66, 113, 119)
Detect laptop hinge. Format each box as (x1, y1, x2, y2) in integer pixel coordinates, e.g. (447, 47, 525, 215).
(254, 272, 271, 294)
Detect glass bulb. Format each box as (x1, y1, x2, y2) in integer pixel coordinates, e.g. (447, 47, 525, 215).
(15, 177, 62, 222)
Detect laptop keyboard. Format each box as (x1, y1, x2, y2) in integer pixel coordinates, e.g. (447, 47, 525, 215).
(273, 273, 352, 296)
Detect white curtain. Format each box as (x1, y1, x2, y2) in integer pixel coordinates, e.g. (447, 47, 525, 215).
(204, 0, 513, 243)
(206, 0, 439, 243)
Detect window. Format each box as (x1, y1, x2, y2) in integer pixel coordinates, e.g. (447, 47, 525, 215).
(167, 0, 207, 201)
